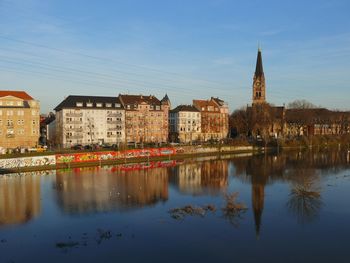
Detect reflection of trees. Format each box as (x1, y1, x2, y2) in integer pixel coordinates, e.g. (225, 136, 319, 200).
(55, 166, 169, 214)
(286, 170, 323, 224)
(0, 174, 41, 226)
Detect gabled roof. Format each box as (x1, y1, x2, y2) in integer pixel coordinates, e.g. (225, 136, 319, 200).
(119, 94, 161, 105)
(54, 95, 123, 111)
(193, 99, 219, 112)
(170, 105, 199, 113)
(0, 90, 33, 100)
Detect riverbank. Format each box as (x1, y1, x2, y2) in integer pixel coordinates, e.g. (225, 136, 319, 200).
(0, 145, 256, 174)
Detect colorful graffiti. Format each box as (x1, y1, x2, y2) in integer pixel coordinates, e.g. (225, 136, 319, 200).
(0, 155, 56, 169)
(55, 148, 176, 165)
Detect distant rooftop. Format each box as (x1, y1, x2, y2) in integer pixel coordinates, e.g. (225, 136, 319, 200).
(0, 90, 34, 100)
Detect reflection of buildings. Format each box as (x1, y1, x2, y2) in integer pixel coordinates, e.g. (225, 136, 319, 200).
(170, 160, 228, 195)
(0, 174, 41, 226)
(55, 166, 169, 214)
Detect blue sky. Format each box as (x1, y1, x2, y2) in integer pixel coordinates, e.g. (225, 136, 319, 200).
(0, 0, 349, 112)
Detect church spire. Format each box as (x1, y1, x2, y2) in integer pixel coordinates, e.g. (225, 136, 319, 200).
(255, 48, 264, 77)
(252, 47, 266, 105)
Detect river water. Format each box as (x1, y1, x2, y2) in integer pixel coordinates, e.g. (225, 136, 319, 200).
(0, 150, 350, 263)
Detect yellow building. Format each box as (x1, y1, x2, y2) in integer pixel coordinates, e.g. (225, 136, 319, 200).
(0, 91, 40, 150)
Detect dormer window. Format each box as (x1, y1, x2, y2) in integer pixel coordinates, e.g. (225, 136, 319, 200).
(115, 103, 121, 108)
(86, 102, 93, 107)
(127, 105, 131, 109)
(96, 103, 102, 107)
(76, 102, 83, 107)
(156, 105, 160, 110)
(106, 103, 112, 107)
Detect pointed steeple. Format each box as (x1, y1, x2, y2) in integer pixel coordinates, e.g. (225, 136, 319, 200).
(252, 47, 266, 105)
(255, 48, 264, 77)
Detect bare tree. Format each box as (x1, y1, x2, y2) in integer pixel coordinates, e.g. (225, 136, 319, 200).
(287, 99, 316, 109)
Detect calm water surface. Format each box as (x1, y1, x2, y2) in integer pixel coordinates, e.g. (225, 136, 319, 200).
(1, 151, 350, 263)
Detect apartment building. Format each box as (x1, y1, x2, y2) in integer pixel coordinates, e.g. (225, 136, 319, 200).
(193, 97, 229, 141)
(53, 95, 125, 148)
(169, 105, 201, 143)
(0, 91, 40, 149)
(119, 94, 170, 144)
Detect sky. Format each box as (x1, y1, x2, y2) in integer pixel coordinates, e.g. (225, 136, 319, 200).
(0, 0, 349, 113)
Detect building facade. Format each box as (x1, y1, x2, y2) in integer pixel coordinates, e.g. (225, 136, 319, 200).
(119, 94, 170, 144)
(0, 91, 40, 150)
(169, 105, 201, 143)
(193, 97, 229, 141)
(53, 96, 125, 148)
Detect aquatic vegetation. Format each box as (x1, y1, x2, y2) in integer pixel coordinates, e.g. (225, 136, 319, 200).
(222, 192, 248, 227)
(169, 204, 216, 220)
(287, 181, 323, 224)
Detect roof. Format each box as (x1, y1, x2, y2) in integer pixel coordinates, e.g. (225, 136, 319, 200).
(211, 97, 226, 107)
(285, 108, 350, 123)
(255, 49, 264, 77)
(0, 90, 34, 100)
(119, 94, 161, 106)
(170, 105, 199, 113)
(247, 104, 285, 119)
(193, 99, 219, 112)
(161, 94, 170, 104)
(54, 95, 123, 111)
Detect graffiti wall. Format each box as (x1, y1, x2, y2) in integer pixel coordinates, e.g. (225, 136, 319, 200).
(0, 155, 56, 169)
(55, 148, 176, 164)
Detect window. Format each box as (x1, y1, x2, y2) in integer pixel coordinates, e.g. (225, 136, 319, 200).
(32, 120, 36, 125)
(7, 110, 13, 116)
(96, 103, 102, 107)
(156, 106, 160, 110)
(17, 110, 24, 116)
(106, 103, 112, 107)
(76, 102, 83, 107)
(86, 102, 93, 107)
(6, 101, 14, 106)
(17, 101, 22, 106)
(32, 110, 36, 116)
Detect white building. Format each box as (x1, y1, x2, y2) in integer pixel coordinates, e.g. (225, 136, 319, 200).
(53, 96, 125, 148)
(169, 105, 201, 143)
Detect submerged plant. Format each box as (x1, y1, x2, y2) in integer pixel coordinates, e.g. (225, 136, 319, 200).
(287, 181, 323, 224)
(222, 192, 248, 227)
(169, 204, 216, 220)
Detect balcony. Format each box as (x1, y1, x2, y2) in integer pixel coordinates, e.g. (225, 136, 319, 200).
(66, 127, 83, 132)
(107, 113, 122, 117)
(107, 120, 119, 125)
(66, 134, 83, 139)
(66, 112, 83, 117)
(66, 120, 83, 124)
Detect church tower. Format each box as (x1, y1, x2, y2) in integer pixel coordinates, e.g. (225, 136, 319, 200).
(252, 48, 266, 105)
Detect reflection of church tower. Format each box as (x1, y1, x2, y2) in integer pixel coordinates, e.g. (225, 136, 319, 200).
(252, 48, 266, 105)
(252, 182, 265, 239)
